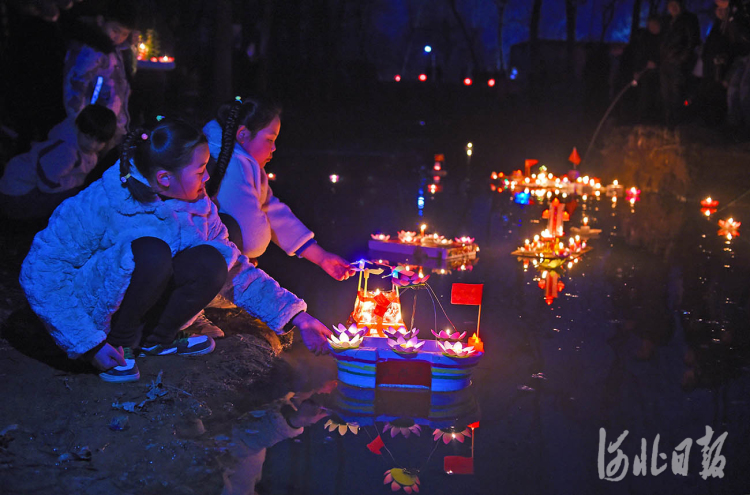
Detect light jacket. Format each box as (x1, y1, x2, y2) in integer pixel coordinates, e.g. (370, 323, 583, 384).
(203, 120, 314, 258)
(20, 164, 306, 359)
(0, 117, 98, 196)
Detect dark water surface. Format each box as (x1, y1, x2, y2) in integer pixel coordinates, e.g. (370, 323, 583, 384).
(223, 131, 750, 495)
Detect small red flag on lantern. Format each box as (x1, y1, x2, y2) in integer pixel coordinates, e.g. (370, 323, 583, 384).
(568, 147, 581, 166)
(367, 434, 385, 455)
(444, 456, 474, 475)
(451, 284, 483, 306)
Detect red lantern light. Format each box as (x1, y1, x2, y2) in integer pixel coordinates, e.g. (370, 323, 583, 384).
(394, 74, 401, 82)
(487, 78, 496, 87)
(463, 78, 472, 86)
(419, 74, 427, 82)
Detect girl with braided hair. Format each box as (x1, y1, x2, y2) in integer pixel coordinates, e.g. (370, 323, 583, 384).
(203, 96, 355, 281)
(20, 118, 332, 383)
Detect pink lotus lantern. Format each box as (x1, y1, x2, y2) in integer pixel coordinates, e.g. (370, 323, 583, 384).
(384, 326, 419, 340)
(383, 468, 420, 493)
(371, 233, 390, 241)
(454, 236, 475, 245)
(391, 266, 430, 286)
(332, 323, 367, 339)
(327, 331, 364, 350)
(384, 420, 421, 438)
(431, 328, 467, 342)
(397, 231, 417, 243)
(437, 341, 476, 358)
(433, 426, 471, 444)
(701, 196, 719, 209)
(387, 335, 425, 355)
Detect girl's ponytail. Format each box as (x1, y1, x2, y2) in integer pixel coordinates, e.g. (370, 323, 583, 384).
(207, 97, 244, 197)
(120, 127, 157, 203)
(119, 118, 207, 204)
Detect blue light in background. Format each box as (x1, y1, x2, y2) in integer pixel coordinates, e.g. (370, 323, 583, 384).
(417, 188, 425, 216)
(510, 67, 518, 80)
(513, 191, 530, 205)
(424, 45, 432, 53)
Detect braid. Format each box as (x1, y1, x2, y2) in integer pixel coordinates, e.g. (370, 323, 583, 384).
(207, 98, 243, 197)
(120, 127, 156, 203)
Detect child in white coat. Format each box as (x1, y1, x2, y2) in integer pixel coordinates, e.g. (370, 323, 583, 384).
(203, 97, 355, 281)
(20, 118, 331, 383)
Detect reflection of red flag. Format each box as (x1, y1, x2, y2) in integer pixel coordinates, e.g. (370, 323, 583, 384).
(367, 435, 385, 455)
(444, 456, 474, 475)
(568, 147, 581, 166)
(451, 284, 483, 306)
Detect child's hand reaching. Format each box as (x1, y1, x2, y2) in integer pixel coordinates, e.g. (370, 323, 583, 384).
(318, 253, 356, 281)
(300, 243, 356, 280)
(292, 312, 332, 355)
(90, 343, 127, 371)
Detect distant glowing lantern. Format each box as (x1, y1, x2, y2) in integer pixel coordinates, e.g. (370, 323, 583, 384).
(267, 172, 276, 181)
(487, 78, 496, 87)
(463, 78, 472, 86)
(394, 74, 401, 82)
(419, 73, 427, 81)
(701, 196, 719, 208)
(329, 174, 339, 183)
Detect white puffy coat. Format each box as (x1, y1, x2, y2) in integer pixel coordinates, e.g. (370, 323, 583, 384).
(20, 164, 306, 359)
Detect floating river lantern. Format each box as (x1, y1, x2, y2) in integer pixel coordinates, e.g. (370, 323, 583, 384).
(542, 198, 570, 238)
(718, 218, 741, 239)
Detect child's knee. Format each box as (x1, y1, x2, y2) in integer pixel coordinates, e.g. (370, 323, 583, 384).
(192, 245, 229, 289)
(131, 236, 173, 281)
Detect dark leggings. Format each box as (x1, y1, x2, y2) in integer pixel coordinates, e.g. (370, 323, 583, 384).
(107, 237, 228, 348)
(219, 212, 244, 254)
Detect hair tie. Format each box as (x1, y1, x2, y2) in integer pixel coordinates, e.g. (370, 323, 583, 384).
(120, 173, 131, 184)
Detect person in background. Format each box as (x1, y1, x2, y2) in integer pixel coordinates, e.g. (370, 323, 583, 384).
(720, 0, 750, 132)
(631, 16, 664, 124)
(62, 0, 134, 146)
(20, 118, 332, 383)
(0, 104, 116, 220)
(660, 0, 701, 127)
